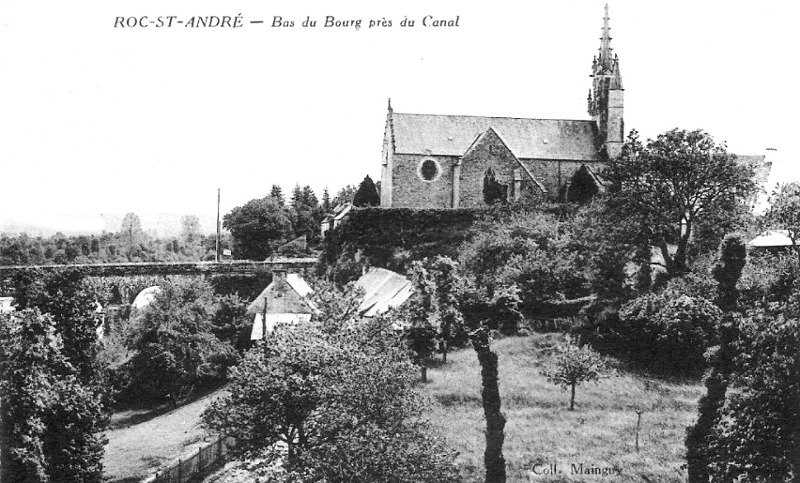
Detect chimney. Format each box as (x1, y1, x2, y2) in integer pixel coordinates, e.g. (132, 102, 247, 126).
(273, 269, 288, 284)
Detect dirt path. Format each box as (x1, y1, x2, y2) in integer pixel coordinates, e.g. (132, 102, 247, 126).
(104, 388, 227, 483)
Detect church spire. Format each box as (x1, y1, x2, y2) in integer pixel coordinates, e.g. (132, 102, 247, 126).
(588, 4, 624, 159)
(598, 3, 613, 70)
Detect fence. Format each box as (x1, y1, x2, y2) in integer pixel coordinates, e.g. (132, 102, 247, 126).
(144, 436, 236, 483)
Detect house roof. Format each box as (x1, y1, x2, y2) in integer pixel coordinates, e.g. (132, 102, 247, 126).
(356, 267, 413, 317)
(247, 273, 317, 314)
(391, 112, 603, 161)
(749, 230, 794, 248)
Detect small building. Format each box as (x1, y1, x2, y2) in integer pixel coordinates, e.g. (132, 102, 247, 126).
(355, 267, 413, 317)
(320, 203, 353, 237)
(748, 230, 795, 251)
(248, 270, 319, 340)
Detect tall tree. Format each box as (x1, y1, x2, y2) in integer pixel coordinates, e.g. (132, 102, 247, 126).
(269, 184, 285, 206)
(223, 197, 293, 260)
(686, 235, 746, 483)
(0, 310, 107, 483)
(605, 129, 757, 277)
(180, 214, 202, 246)
(322, 186, 332, 212)
(290, 183, 303, 209)
(353, 175, 381, 207)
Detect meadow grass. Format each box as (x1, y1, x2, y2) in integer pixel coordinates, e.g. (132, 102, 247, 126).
(421, 333, 704, 482)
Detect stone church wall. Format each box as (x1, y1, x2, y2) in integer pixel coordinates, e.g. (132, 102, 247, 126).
(458, 133, 519, 208)
(390, 154, 458, 208)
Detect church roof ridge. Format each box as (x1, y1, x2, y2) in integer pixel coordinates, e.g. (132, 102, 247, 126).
(393, 111, 596, 124)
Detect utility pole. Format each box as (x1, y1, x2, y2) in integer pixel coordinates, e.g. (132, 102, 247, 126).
(216, 188, 221, 263)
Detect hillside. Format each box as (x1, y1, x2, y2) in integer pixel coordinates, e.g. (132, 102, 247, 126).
(202, 332, 703, 482)
(422, 333, 703, 482)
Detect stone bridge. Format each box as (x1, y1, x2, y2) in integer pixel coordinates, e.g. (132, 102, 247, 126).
(0, 257, 318, 279)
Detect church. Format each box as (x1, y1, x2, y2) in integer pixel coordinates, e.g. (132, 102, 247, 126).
(380, 6, 623, 208)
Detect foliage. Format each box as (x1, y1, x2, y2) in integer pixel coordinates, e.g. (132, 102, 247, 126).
(202, 318, 458, 482)
(615, 291, 721, 373)
(0, 310, 107, 483)
(708, 314, 800, 482)
(712, 234, 747, 312)
(352, 175, 381, 207)
(223, 196, 293, 260)
(290, 184, 325, 244)
(307, 277, 363, 334)
(541, 341, 608, 410)
(605, 129, 757, 277)
(121, 278, 239, 404)
(458, 208, 593, 320)
(765, 181, 800, 257)
(332, 184, 357, 207)
(211, 293, 251, 353)
(269, 184, 286, 206)
(320, 207, 478, 279)
(686, 235, 747, 483)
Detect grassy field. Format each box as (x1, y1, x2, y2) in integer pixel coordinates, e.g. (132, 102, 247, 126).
(104, 388, 225, 483)
(421, 333, 704, 482)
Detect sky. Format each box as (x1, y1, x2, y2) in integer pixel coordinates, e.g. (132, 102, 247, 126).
(1, 0, 798, 235)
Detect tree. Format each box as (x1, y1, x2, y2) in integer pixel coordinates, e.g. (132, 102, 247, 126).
(708, 314, 800, 481)
(123, 279, 238, 405)
(322, 186, 332, 212)
(180, 214, 202, 247)
(542, 341, 608, 411)
(353, 175, 380, 207)
(470, 325, 506, 483)
(223, 197, 293, 260)
(765, 182, 800, 260)
(118, 212, 144, 257)
(686, 235, 746, 483)
(332, 184, 357, 207)
(269, 184, 286, 206)
(403, 260, 439, 381)
(605, 129, 757, 277)
(0, 310, 107, 483)
(202, 317, 457, 482)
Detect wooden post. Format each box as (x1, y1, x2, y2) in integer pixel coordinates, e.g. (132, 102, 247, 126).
(635, 410, 643, 452)
(198, 446, 202, 470)
(178, 458, 182, 483)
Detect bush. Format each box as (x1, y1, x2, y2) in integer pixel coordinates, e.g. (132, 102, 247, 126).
(614, 291, 721, 373)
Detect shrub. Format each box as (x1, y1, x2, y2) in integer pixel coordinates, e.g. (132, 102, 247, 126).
(616, 291, 721, 373)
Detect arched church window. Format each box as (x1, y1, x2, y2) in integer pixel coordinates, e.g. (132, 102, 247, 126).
(418, 159, 441, 182)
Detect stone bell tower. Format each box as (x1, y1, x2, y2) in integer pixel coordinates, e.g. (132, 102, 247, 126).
(587, 4, 624, 159)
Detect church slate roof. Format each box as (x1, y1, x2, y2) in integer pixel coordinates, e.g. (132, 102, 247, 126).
(391, 112, 604, 161)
